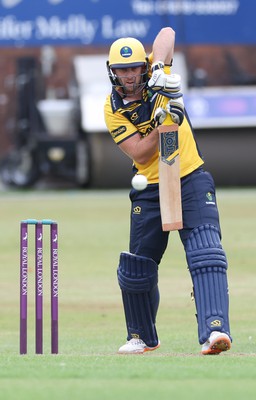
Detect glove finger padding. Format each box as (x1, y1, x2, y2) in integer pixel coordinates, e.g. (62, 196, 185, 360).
(163, 73, 181, 94)
(148, 70, 182, 93)
(154, 107, 167, 125)
(166, 95, 184, 126)
(148, 69, 166, 91)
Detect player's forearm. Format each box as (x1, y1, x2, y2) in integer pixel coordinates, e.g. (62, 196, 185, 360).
(134, 129, 159, 164)
(152, 27, 175, 65)
(120, 128, 159, 165)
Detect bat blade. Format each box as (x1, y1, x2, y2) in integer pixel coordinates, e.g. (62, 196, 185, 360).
(158, 123, 183, 231)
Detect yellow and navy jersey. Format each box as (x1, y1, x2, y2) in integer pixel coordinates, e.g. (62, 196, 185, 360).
(104, 54, 204, 183)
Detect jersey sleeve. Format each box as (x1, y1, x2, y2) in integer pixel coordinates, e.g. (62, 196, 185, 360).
(104, 96, 138, 145)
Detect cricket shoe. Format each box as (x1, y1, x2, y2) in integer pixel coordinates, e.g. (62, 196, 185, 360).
(118, 338, 160, 354)
(201, 331, 231, 355)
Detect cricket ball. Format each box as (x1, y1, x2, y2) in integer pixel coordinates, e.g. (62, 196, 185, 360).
(131, 174, 148, 191)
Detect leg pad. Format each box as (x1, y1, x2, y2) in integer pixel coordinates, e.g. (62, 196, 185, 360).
(117, 252, 159, 347)
(186, 224, 231, 344)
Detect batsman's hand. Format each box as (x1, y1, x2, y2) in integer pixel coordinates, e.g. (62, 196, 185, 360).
(154, 107, 167, 126)
(148, 61, 165, 91)
(148, 61, 181, 95)
(166, 95, 184, 126)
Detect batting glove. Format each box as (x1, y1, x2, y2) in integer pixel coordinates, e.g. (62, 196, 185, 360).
(148, 61, 166, 91)
(148, 61, 182, 95)
(166, 95, 184, 126)
(154, 107, 167, 126)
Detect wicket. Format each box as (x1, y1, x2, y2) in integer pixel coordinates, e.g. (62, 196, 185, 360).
(20, 219, 59, 355)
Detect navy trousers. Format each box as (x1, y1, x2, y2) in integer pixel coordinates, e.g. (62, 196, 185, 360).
(129, 167, 221, 264)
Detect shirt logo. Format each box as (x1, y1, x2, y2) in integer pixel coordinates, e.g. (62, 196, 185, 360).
(131, 112, 139, 122)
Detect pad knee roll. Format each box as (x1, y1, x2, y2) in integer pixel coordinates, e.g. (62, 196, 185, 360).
(117, 252, 159, 347)
(186, 224, 231, 344)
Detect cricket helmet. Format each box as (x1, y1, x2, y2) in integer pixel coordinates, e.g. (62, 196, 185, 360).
(107, 37, 148, 97)
(108, 37, 147, 68)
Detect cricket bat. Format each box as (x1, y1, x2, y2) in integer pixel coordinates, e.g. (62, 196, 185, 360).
(158, 114, 183, 231)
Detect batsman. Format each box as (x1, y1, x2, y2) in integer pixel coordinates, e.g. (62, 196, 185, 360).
(104, 27, 232, 355)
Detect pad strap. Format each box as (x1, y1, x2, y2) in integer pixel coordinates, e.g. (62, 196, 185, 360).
(117, 252, 159, 347)
(186, 224, 231, 344)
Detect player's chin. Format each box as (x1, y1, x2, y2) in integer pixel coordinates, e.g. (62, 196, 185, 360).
(126, 86, 141, 97)
(124, 85, 134, 93)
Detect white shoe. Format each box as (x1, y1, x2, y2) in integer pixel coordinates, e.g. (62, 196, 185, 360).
(201, 331, 231, 355)
(118, 338, 160, 354)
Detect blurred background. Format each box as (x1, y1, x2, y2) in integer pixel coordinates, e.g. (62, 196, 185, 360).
(0, 0, 255, 189)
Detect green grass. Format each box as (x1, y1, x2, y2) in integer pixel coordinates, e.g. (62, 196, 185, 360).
(0, 188, 256, 399)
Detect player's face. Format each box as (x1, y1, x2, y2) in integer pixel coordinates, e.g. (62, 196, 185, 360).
(114, 66, 145, 96)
